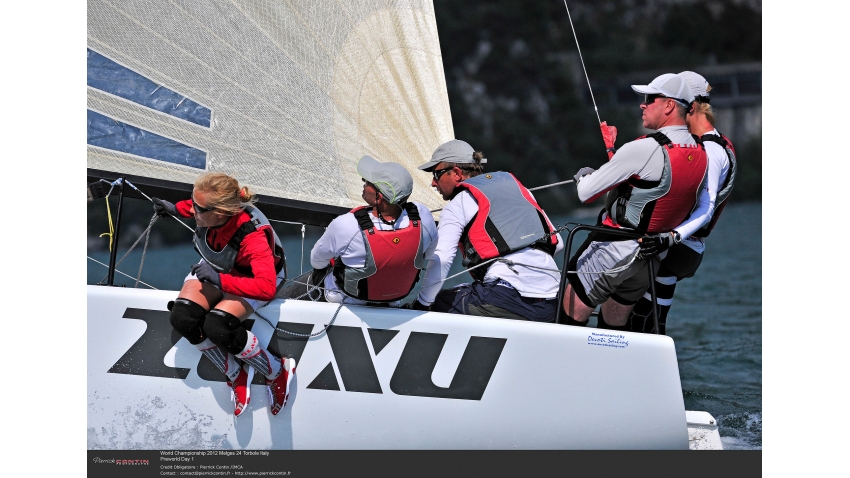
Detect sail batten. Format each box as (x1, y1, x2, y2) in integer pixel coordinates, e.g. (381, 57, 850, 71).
(88, 0, 453, 213)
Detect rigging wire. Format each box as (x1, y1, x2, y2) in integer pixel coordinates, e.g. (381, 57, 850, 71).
(95, 213, 160, 286)
(267, 218, 311, 275)
(562, 0, 602, 125)
(430, 179, 575, 213)
(122, 179, 194, 232)
(87, 256, 157, 289)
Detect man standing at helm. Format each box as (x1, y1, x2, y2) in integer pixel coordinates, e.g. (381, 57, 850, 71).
(628, 71, 738, 334)
(562, 73, 710, 330)
(309, 155, 437, 306)
(410, 140, 564, 323)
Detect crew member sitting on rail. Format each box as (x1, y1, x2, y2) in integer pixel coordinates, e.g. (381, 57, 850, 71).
(411, 140, 564, 322)
(308, 155, 438, 306)
(562, 73, 710, 330)
(151, 172, 295, 417)
(628, 71, 738, 334)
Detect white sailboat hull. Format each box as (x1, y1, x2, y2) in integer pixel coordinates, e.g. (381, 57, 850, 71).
(87, 286, 703, 450)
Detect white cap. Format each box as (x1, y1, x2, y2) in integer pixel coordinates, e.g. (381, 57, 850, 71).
(631, 73, 695, 106)
(678, 71, 711, 102)
(357, 155, 413, 204)
(418, 139, 487, 172)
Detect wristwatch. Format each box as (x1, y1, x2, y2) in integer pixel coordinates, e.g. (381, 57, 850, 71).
(672, 230, 682, 244)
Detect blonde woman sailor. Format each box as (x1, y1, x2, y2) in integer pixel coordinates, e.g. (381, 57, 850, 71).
(151, 172, 294, 417)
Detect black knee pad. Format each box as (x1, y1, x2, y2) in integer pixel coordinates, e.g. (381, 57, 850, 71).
(202, 309, 248, 355)
(168, 298, 208, 345)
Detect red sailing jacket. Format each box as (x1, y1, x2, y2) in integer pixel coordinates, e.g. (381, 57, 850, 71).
(176, 200, 278, 301)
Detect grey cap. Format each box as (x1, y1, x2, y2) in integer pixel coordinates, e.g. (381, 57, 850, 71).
(357, 155, 413, 204)
(678, 71, 711, 101)
(631, 73, 695, 107)
(417, 139, 487, 172)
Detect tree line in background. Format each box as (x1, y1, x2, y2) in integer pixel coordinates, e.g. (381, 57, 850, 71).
(433, 0, 762, 214)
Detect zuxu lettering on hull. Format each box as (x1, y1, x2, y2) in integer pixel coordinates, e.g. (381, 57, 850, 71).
(109, 308, 506, 401)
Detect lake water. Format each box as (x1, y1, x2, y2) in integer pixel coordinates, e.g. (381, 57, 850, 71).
(87, 201, 762, 450)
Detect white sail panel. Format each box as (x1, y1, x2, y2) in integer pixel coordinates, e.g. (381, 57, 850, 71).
(87, 0, 452, 211)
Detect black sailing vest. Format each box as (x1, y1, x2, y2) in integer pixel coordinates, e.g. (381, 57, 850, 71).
(692, 132, 737, 238)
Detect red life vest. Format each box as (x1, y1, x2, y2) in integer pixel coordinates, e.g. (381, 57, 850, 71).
(603, 132, 708, 234)
(332, 204, 426, 302)
(692, 132, 737, 238)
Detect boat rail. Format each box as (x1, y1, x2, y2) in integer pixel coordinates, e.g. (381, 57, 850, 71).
(554, 224, 660, 333)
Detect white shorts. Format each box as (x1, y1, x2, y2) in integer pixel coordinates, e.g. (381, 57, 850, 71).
(184, 259, 286, 310)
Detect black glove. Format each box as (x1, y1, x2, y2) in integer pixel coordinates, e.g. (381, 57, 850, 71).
(573, 167, 596, 183)
(152, 197, 178, 217)
(638, 232, 678, 257)
(309, 265, 331, 286)
(402, 299, 430, 311)
(191, 262, 222, 288)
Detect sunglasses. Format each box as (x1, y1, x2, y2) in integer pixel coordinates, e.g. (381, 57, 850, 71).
(642, 94, 668, 105)
(643, 94, 690, 108)
(192, 198, 215, 214)
(432, 166, 456, 181)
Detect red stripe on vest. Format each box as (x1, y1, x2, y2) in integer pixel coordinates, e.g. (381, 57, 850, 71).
(460, 184, 500, 259)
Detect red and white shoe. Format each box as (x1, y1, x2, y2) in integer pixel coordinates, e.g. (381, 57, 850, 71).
(267, 358, 296, 416)
(227, 365, 254, 417)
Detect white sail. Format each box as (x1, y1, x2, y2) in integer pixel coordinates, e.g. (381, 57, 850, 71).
(87, 0, 452, 212)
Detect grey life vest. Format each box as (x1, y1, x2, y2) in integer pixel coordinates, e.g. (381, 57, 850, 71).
(193, 205, 286, 276)
(454, 172, 558, 281)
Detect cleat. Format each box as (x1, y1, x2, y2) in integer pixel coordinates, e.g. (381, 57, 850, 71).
(267, 358, 296, 415)
(227, 365, 254, 417)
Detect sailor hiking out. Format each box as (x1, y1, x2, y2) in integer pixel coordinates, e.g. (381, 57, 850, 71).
(309, 155, 438, 306)
(629, 71, 738, 334)
(150, 172, 295, 417)
(411, 140, 564, 322)
(562, 73, 710, 331)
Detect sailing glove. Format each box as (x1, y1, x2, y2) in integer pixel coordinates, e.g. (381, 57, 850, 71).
(600, 121, 618, 159)
(191, 261, 222, 288)
(152, 198, 178, 217)
(638, 231, 680, 257)
(573, 167, 596, 183)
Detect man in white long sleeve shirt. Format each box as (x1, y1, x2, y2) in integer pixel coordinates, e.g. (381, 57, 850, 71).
(629, 71, 737, 334)
(412, 140, 564, 322)
(562, 73, 710, 330)
(310, 155, 437, 306)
